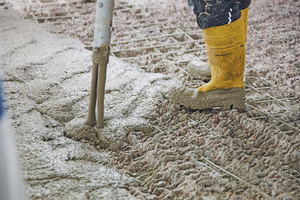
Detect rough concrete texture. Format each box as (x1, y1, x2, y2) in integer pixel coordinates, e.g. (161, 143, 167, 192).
(64, 47, 179, 148)
(0, 8, 178, 199)
(2, 0, 300, 199)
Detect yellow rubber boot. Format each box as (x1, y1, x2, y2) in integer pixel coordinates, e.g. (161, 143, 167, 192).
(198, 17, 245, 92)
(169, 17, 247, 111)
(190, 7, 249, 80)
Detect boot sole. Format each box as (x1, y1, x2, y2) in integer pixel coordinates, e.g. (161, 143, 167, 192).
(169, 87, 246, 111)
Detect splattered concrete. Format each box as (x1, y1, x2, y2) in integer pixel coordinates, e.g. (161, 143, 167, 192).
(0, 8, 138, 200)
(2, 0, 300, 199)
(0, 8, 178, 199)
(64, 56, 179, 149)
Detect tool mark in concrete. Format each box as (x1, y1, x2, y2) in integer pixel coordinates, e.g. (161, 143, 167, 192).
(1, 39, 37, 57)
(0, 26, 17, 33)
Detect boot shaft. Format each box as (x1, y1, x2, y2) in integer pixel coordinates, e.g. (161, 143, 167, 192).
(199, 17, 246, 91)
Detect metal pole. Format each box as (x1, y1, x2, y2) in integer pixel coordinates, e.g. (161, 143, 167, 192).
(85, 0, 114, 128)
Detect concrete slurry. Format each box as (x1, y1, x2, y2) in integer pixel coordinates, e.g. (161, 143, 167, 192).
(0, 8, 179, 199)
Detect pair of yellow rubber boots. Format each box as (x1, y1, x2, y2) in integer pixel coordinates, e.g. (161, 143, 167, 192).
(170, 7, 249, 111)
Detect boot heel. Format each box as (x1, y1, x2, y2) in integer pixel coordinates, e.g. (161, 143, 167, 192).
(220, 87, 246, 111)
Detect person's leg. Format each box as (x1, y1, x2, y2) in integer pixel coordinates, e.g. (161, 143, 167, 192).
(200, 18, 245, 91)
(169, 0, 251, 110)
(188, 0, 246, 92)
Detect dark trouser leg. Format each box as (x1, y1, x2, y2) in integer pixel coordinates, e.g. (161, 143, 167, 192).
(188, 0, 251, 30)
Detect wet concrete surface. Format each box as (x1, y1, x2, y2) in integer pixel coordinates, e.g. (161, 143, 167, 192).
(0, 8, 178, 199)
(2, 0, 300, 199)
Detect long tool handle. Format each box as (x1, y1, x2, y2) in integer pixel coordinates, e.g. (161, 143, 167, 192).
(93, 0, 114, 128)
(94, 44, 110, 128)
(85, 63, 98, 126)
(94, 0, 114, 47)
(97, 62, 108, 128)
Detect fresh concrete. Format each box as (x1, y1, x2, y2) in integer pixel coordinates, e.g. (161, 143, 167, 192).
(0, 8, 179, 199)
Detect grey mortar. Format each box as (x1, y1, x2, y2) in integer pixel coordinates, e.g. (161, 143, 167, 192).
(0, 8, 179, 199)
